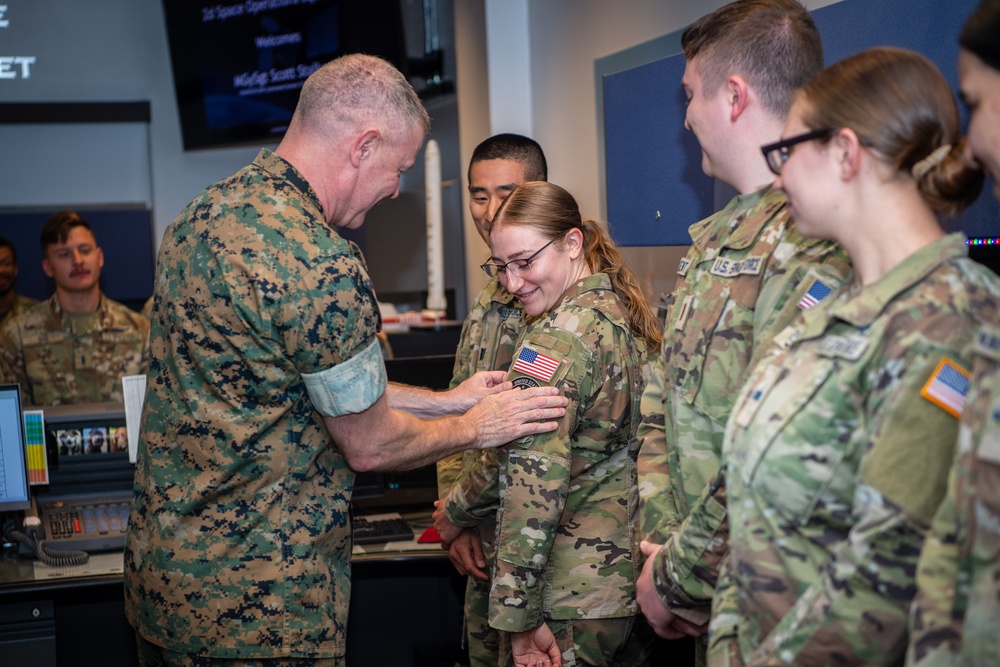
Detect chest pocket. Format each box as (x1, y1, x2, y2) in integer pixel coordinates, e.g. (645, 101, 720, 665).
(732, 355, 859, 525)
(668, 265, 764, 422)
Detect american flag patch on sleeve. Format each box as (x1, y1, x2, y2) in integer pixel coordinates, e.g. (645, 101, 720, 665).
(512, 347, 560, 382)
(920, 357, 971, 418)
(798, 279, 833, 309)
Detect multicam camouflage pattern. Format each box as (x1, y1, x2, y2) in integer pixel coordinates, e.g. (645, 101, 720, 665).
(908, 322, 1000, 667)
(0, 293, 38, 326)
(636, 186, 851, 625)
(485, 273, 651, 643)
(714, 234, 1000, 666)
(124, 149, 381, 659)
(435, 275, 523, 667)
(0, 294, 149, 406)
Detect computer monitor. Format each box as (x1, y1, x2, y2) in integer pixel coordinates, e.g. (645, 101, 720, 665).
(0, 384, 31, 512)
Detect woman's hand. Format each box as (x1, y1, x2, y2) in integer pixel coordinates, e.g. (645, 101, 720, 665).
(511, 623, 561, 667)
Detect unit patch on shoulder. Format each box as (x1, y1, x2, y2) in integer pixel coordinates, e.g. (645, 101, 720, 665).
(512, 346, 560, 382)
(512, 376, 540, 390)
(920, 357, 971, 418)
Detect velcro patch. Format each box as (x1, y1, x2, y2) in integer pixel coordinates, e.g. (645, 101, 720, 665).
(797, 278, 834, 310)
(512, 346, 560, 382)
(816, 335, 868, 361)
(709, 255, 764, 277)
(920, 357, 971, 418)
(974, 325, 1000, 362)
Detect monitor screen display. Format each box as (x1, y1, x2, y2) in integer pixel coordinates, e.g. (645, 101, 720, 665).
(0, 384, 30, 512)
(161, 0, 407, 150)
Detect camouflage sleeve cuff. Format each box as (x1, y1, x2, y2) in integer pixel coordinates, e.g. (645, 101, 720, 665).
(652, 544, 711, 625)
(302, 338, 386, 417)
(489, 560, 544, 633)
(443, 471, 500, 527)
(657, 488, 728, 619)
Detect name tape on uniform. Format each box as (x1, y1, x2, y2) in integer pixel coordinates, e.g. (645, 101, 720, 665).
(709, 256, 764, 278)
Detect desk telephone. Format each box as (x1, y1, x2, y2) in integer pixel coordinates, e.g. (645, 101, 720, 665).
(4, 491, 132, 566)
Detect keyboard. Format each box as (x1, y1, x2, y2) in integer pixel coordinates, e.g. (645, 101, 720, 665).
(36, 491, 133, 553)
(352, 512, 414, 545)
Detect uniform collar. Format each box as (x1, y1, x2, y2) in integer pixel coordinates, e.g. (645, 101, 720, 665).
(484, 275, 520, 307)
(809, 233, 969, 332)
(253, 148, 324, 218)
(688, 184, 786, 251)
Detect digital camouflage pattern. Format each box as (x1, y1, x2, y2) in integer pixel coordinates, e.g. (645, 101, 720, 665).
(636, 186, 851, 626)
(0, 294, 149, 406)
(124, 149, 382, 659)
(713, 234, 1000, 666)
(435, 275, 524, 667)
(481, 273, 652, 649)
(908, 322, 1000, 667)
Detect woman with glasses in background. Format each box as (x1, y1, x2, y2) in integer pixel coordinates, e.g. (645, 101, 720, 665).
(439, 180, 660, 667)
(708, 47, 1000, 667)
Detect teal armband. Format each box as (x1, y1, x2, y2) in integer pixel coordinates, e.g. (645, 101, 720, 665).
(302, 338, 386, 417)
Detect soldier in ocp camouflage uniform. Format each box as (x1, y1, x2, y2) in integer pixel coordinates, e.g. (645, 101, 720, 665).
(442, 182, 663, 666)
(908, 328, 1000, 667)
(634, 2, 850, 660)
(124, 55, 568, 666)
(907, 4, 1000, 665)
(433, 133, 546, 667)
(713, 47, 1000, 667)
(0, 237, 38, 326)
(0, 211, 149, 406)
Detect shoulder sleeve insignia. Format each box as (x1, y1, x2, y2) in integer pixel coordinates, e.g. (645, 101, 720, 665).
(511, 346, 560, 382)
(920, 357, 971, 418)
(797, 278, 834, 310)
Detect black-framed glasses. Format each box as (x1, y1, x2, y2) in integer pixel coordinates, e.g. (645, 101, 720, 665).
(481, 238, 556, 278)
(761, 127, 834, 175)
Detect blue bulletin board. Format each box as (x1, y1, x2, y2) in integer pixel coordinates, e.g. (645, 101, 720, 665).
(601, 0, 998, 246)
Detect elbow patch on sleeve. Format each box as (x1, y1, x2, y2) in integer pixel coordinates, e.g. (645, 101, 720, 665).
(302, 338, 386, 417)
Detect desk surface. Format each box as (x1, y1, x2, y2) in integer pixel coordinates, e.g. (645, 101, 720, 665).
(1, 510, 447, 592)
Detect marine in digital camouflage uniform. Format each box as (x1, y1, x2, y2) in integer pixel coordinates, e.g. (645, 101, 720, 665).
(0, 294, 149, 406)
(908, 325, 1000, 667)
(124, 147, 382, 660)
(715, 233, 1000, 666)
(636, 186, 850, 627)
(448, 273, 653, 666)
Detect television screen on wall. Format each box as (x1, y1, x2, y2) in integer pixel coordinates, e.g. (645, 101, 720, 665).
(161, 0, 407, 151)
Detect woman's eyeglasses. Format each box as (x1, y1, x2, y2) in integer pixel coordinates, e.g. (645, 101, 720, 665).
(761, 127, 834, 175)
(481, 238, 556, 278)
